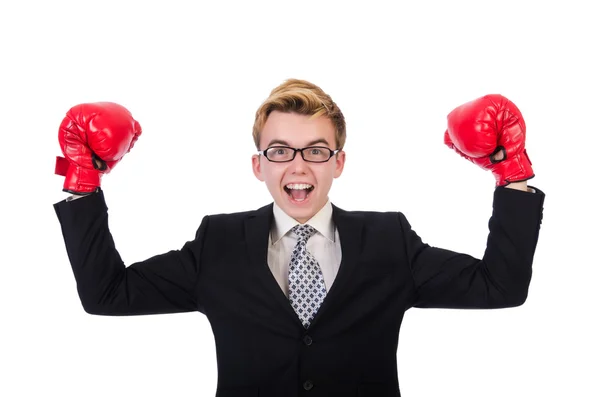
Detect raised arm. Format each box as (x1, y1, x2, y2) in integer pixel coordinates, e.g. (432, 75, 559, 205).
(54, 102, 205, 315)
(406, 94, 544, 308)
(54, 190, 207, 315)
(404, 186, 544, 309)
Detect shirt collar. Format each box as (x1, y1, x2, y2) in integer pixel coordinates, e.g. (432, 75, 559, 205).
(271, 199, 335, 244)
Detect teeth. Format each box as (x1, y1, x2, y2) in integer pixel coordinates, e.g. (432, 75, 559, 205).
(286, 183, 313, 190)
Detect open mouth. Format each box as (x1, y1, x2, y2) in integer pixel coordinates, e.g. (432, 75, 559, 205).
(284, 183, 315, 203)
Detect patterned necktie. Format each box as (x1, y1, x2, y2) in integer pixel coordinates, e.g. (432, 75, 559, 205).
(288, 224, 327, 329)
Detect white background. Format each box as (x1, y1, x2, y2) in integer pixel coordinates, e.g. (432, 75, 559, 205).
(1, 0, 598, 396)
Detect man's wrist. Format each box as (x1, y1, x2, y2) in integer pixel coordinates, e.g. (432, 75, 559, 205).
(504, 181, 528, 191)
(502, 181, 537, 193)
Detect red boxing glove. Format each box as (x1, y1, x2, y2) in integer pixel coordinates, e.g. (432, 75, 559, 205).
(444, 94, 534, 186)
(55, 102, 142, 194)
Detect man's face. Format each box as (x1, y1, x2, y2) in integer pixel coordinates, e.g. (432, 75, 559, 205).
(252, 111, 345, 224)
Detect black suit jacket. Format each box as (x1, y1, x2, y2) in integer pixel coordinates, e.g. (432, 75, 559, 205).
(54, 187, 544, 397)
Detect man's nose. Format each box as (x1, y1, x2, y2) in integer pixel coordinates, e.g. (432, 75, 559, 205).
(290, 151, 308, 172)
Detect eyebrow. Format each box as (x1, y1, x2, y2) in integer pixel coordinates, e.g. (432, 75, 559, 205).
(267, 138, 331, 147)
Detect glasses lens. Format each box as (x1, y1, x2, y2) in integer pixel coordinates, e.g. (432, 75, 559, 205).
(303, 147, 331, 162)
(266, 147, 294, 162)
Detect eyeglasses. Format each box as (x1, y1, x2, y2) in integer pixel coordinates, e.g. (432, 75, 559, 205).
(257, 146, 340, 163)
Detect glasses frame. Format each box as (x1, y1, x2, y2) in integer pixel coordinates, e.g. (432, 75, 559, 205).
(257, 145, 340, 163)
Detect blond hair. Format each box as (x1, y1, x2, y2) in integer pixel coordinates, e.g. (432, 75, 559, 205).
(252, 78, 346, 150)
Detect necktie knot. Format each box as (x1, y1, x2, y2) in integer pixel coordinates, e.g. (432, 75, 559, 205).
(292, 224, 317, 244)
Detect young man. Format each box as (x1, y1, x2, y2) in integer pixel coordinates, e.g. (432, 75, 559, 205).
(54, 79, 545, 397)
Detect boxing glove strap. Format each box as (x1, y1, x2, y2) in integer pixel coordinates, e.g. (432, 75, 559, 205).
(55, 156, 70, 176)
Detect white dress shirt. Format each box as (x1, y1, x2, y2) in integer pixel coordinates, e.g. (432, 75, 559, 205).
(268, 200, 342, 298)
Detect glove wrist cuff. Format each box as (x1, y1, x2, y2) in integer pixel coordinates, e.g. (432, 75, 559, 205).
(62, 164, 102, 194)
(492, 151, 534, 186)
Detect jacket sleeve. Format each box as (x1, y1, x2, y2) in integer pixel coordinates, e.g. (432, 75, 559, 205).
(402, 186, 545, 309)
(54, 189, 208, 316)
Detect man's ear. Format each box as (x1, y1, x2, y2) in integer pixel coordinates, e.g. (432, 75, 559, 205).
(333, 150, 346, 179)
(252, 154, 265, 181)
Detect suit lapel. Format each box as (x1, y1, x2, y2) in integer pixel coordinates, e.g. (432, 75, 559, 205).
(308, 204, 364, 329)
(244, 203, 304, 327)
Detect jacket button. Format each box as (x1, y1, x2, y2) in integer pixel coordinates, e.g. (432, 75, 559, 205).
(303, 380, 314, 390)
(303, 335, 313, 346)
